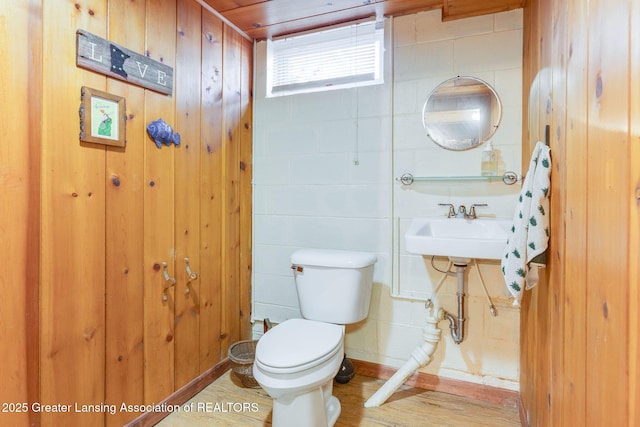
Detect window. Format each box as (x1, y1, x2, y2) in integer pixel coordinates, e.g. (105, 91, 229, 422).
(267, 20, 384, 97)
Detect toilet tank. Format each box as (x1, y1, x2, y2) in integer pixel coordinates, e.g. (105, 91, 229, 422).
(290, 249, 377, 325)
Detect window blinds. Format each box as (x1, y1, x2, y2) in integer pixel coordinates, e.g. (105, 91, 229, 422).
(268, 20, 384, 96)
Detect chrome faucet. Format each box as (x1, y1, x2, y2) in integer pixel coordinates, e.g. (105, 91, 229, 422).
(440, 203, 488, 219)
(438, 203, 456, 218)
(466, 203, 488, 219)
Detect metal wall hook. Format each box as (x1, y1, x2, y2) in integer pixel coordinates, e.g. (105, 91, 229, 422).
(184, 258, 198, 281)
(184, 257, 198, 294)
(162, 262, 176, 285)
(162, 261, 176, 301)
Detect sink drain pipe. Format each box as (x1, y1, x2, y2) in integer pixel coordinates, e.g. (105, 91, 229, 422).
(364, 303, 444, 408)
(443, 264, 466, 344)
(365, 261, 472, 407)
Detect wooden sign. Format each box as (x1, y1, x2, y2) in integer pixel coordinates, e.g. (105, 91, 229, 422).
(76, 29, 173, 96)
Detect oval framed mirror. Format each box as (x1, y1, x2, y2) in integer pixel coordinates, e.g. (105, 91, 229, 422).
(422, 76, 502, 151)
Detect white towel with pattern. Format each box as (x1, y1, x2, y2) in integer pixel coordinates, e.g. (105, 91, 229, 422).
(501, 141, 551, 305)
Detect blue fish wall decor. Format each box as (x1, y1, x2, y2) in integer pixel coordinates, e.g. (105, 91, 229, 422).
(147, 118, 181, 148)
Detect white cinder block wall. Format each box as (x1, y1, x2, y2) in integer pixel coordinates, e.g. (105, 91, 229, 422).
(252, 9, 523, 391)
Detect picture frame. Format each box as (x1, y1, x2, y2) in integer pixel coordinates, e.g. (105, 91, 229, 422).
(79, 86, 126, 147)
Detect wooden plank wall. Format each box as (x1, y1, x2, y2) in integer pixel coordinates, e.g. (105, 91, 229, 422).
(0, 1, 252, 426)
(198, 10, 224, 374)
(631, 3, 640, 425)
(0, 2, 41, 427)
(174, 0, 202, 391)
(239, 35, 254, 341)
(521, 0, 639, 425)
(105, 0, 146, 422)
(560, 0, 588, 425)
(584, 1, 631, 425)
(40, 2, 108, 426)
(142, 0, 178, 407)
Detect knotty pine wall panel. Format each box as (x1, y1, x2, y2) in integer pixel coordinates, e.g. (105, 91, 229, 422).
(220, 25, 243, 357)
(174, 0, 203, 391)
(521, 0, 638, 425)
(40, 1, 108, 425)
(239, 35, 254, 341)
(585, 0, 630, 424)
(198, 10, 225, 369)
(630, 2, 640, 425)
(520, 0, 552, 424)
(561, 0, 588, 425)
(0, 2, 41, 426)
(518, 5, 535, 422)
(0, 1, 253, 426)
(142, 0, 177, 406)
(548, 0, 567, 423)
(105, 1, 146, 426)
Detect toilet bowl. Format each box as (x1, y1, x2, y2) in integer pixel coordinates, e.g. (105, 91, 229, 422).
(253, 249, 377, 427)
(253, 318, 344, 427)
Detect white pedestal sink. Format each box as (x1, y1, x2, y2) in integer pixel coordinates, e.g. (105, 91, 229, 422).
(405, 216, 511, 260)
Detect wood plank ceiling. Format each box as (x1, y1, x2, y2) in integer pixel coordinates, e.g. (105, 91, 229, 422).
(203, 0, 525, 40)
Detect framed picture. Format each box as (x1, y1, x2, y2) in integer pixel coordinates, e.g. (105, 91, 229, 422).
(79, 86, 126, 147)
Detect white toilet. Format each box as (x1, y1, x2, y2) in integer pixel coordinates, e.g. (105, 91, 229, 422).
(253, 248, 377, 427)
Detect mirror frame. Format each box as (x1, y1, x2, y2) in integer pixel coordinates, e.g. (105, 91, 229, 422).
(422, 76, 502, 151)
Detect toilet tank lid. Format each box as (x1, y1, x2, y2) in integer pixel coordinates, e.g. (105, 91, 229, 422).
(291, 249, 377, 269)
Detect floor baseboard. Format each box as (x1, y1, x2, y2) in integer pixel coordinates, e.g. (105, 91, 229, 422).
(351, 359, 520, 408)
(124, 358, 231, 427)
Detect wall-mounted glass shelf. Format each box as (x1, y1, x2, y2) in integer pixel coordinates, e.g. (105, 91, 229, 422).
(395, 171, 520, 186)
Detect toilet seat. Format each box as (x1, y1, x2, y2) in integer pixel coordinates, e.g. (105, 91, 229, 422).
(255, 318, 343, 375)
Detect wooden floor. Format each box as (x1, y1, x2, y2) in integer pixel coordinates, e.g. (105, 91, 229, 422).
(157, 371, 521, 426)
